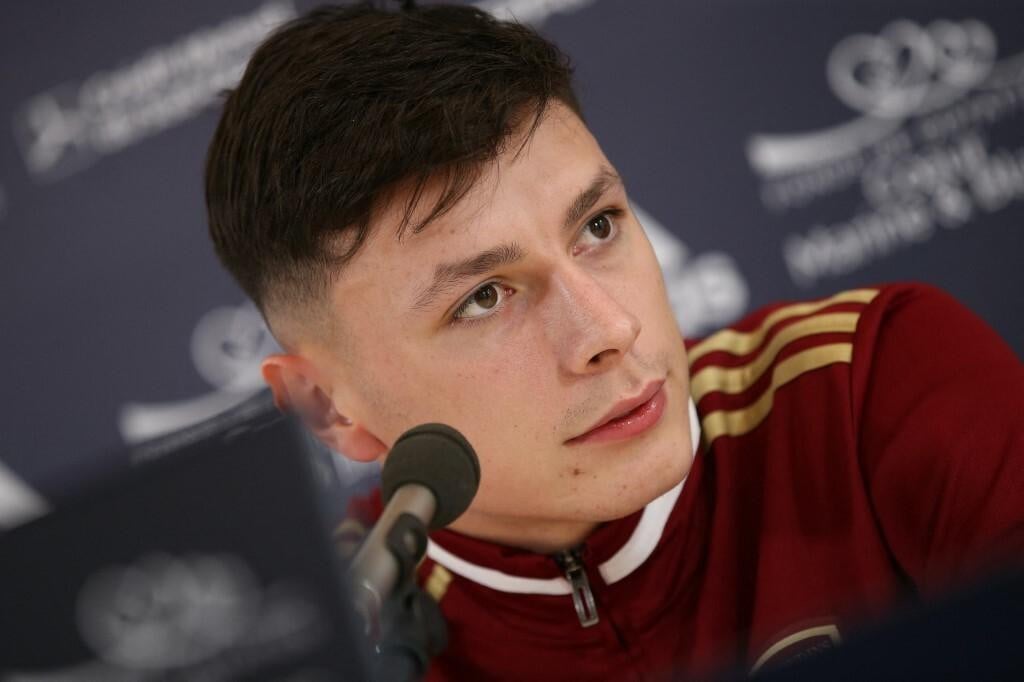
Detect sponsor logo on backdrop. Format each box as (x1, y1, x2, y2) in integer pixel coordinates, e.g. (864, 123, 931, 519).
(745, 19, 1024, 287)
(634, 204, 749, 336)
(475, 0, 597, 25)
(13, 1, 297, 183)
(118, 303, 377, 483)
(119, 302, 276, 445)
(8, 552, 325, 679)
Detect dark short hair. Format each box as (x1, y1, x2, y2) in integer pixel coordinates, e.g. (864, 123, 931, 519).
(205, 2, 580, 321)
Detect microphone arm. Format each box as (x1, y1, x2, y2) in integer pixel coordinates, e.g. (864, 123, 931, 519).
(345, 423, 480, 681)
(349, 483, 436, 625)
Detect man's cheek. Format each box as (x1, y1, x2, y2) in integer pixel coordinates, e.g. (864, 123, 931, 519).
(443, 386, 542, 451)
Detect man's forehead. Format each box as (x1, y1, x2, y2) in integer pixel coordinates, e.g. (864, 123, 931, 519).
(333, 104, 610, 294)
(406, 111, 601, 239)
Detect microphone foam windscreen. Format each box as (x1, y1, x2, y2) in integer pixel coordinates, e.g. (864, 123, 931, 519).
(381, 423, 480, 529)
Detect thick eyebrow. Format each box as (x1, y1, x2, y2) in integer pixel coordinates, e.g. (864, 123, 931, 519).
(411, 167, 623, 313)
(412, 242, 525, 311)
(564, 167, 623, 233)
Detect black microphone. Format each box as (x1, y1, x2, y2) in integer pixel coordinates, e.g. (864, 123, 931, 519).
(348, 423, 480, 626)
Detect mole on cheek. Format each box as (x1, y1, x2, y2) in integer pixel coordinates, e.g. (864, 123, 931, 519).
(571, 467, 582, 477)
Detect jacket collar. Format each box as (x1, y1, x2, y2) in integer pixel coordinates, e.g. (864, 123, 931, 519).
(426, 399, 701, 594)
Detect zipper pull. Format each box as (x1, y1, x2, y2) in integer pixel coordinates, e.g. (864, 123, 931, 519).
(554, 548, 599, 628)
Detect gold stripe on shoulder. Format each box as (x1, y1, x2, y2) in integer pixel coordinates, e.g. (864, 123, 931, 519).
(689, 288, 878, 365)
(424, 564, 454, 602)
(690, 312, 859, 402)
(701, 343, 853, 445)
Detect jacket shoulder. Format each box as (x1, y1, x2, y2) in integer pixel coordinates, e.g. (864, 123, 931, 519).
(685, 283, 942, 445)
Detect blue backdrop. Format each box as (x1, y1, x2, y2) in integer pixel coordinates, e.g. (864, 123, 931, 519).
(2, 0, 1022, 514)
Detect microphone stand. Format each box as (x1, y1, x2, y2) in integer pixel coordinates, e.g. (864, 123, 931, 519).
(370, 512, 448, 681)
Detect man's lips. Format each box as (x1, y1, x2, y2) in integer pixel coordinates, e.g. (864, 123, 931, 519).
(567, 380, 667, 445)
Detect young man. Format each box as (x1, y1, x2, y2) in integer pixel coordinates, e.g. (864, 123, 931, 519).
(205, 3, 1024, 678)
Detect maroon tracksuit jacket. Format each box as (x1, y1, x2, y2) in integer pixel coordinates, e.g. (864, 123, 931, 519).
(348, 283, 1024, 680)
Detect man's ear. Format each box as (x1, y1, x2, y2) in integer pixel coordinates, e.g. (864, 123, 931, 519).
(261, 354, 388, 463)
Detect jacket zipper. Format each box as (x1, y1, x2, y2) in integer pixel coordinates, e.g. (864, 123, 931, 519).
(553, 548, 599, 628)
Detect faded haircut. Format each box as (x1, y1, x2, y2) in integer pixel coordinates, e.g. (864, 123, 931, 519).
(205, 2, 581, 328)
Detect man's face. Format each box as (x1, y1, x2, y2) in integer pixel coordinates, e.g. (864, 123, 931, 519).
(320, 103, 693, 551)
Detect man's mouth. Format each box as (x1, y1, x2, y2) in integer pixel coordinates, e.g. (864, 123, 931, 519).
(567, 379, 667, 445)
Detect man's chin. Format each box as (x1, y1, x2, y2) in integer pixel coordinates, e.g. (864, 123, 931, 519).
(595, 457, 691, 522)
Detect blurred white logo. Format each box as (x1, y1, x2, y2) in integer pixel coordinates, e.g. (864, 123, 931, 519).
(475, 0, 596, 25)
(828, 19, 995, 119)
(0, 552, 323, 680)
(747, 19, 1004, 179)
(13, 1, 297, 183)
(743, 17, 1024, 288)
(633, 204, 749, 336)
(189, 303, 276, 393)
(119, 302, 277, 444)
(77, 553, 261, 669)
(0, 459, 48, 529)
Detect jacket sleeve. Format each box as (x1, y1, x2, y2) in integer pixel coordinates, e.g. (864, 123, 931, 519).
(851, 283, 1024, 595)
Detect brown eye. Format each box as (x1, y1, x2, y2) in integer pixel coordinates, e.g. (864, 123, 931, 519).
(586, 213, 613, 239)
(473, 284, 499, 309)
(452, 282, 510, 321)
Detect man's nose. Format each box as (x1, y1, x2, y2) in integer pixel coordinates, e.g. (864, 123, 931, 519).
(546, 269, 642, 375)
